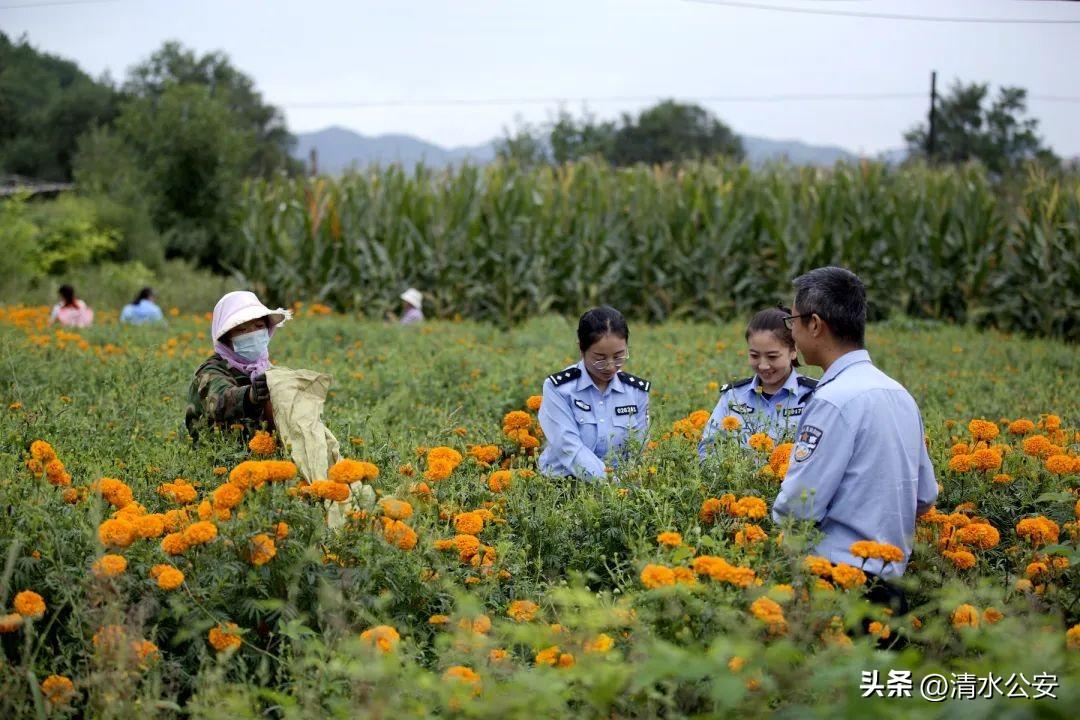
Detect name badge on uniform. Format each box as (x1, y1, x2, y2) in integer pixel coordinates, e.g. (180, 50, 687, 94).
(730, 402, 754, 415)
(793, 425, 823, 462)
(782, 407, 804, 417)
(615, 404, 638, 416)
(574, 399, 591, 412)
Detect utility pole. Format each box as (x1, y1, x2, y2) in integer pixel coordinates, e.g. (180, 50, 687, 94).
(927, 71, 938, 161)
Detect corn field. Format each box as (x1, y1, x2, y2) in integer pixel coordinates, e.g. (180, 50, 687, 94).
(238, 160, 1079, 339)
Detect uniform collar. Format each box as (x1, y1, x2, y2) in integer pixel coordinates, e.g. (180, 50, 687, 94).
(817, 349, 871, 387)
(750, 369, 800, 397)
(574, 359, 625, 394)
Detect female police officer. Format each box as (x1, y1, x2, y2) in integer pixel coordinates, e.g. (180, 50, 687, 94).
(537, 306, 651, 481)
(699, 307, 817, 459)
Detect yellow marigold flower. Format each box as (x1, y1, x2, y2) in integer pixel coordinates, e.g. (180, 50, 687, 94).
(1021, 435, 1054, 458)
(747, 432, 775, 453)
(967, 418, 999, 442)
(951, 603, 980, 629)
(95, 478, 133, 508)
(868, 621, 891, 640)
(248, 533, 277, 566)
(0, 613, 23, 633)
(803, 556, 833, 577)
(458, 615, 492, 635)
(454, 511, 484, 536)
(487, 470, 512, 493)
(831, 563, 868, 589)
(721, 415, 742, 431)
(443, 665, 482, 692)
(428, 614, 449, 625)
(378, 497, 413, 520)
(329, 458, 380, 484)
(212, 465, 228, 476)
(183, 520, 218, 547)
(98, 518, 136, 549)
(468, 445, 501, 464)
(849, 540, 904, 563)
(749, 596, 787, 634)
(208, 623, 242, 652)
(360, 624, 400, 653)
(29, 440, 57, 462)
(40, 675, 76, 707)
(382, 519, 418, 550)
(641, 563, 676, 588)
(14, 590, 46, 619)
(728, 656, 745, 672)
(508, 600, 539, 622)
(1067, 624, 1080, 650)
(1045, 454, 1075, 475)
(212, 482, 245, 510)
(535, 645, 561, 666)
(1016, 516, 1060, 546)
(161, 531, 188, 555)
(91, 554, 127, 578)
(983, 607, 1004, 624)
(1008, 419, 1035, 435)
(248, 430, 277, 456)
(526, 395, 543, 411)
(943, 549, 977, 570)
(656, 531, 682, 548)
(732, 496, 767, 519)
(155, 565, 184, 590)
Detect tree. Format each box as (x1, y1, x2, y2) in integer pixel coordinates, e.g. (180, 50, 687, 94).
(612, 101, 744, 165)
(549, 109, 616, 164)
(904, 81, 1057, 174)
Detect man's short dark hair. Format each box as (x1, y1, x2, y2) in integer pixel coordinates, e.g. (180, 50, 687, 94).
(792, 266, 866, 347)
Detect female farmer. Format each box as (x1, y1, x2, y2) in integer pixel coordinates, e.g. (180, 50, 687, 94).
(698, 307, 817, 459)
(185, 291, 291, 439)
(538, 306, 651, 481)
(49, 284, 94, 328)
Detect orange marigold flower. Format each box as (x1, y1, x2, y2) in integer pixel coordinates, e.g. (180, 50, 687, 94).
(749, 596, 787, 634)
(502, 410, 532, 433)
(948, 454, 974, 473)
(487, 470, 512, 493)
(383, 519, 418, 550)
(992, 473, 1013, 484)
(732, 496, 767, 519)
(699, 496, 726, 524)
(721, 415, 742, 431)
(747, 433, 775, 453)
(424, 457, 455, 482)
(469, 445, 501, 464)
(535, 645, 561, 666)
(691, 555, 756, 587)
(95, 478, 133, 508)
(1025, 561, 1049, 580)
(943, 549, 976, 570)
(208, 623, 243, 652)
(453, 534, 481, 561)
(444, 665, 482, 692)
(13, 590, 46, 619)
(29, 440, 57, 462)
(44, 458, 70, 486)
(734, 523, 768, 546)
(1008, 419, 1035, 435)
(25, 458, 44, 476)
(40, 675, 76, 707)
(454, 511, 484, 536)
(248, 533, 277, 566)
(1016, 516, 1060, 547)
(508, 600, 539, 622)
(983, 607, 1004, 624)
(951, 603, 980, 629)
(830, 563, 868, 589)
(183, 520, 218, 547)
(155, 565, 185, 590)
(955, 523, 1000, 550)
(428, 614, 449, 625)
(868, 621, 891, 639)
(212, 482, 245, 510)
(803, 555, 833, 577)
(307, 480, 351, 502)
(91, 554, 127, 578)
(229, 461, 269, 490)
(161, 532, 189, 555)
(967, 419, 999, 442)
(971, 448, 1002, 472)
(248, 430, 277, 456)
(526, 395, 543, 411)
(263, 460, 298, 482)
(1045, 454, 1075, 475)
(950, 442, 970, 457)
(379, 497, 414, 520)
(0, 613, 23, 633)
(1040, 414, 1061, 431)
(409, 481, 433, 498)
(673, 566, 697, 585)
(360, 624, 400, 653)
(640, 563, 676, 588)
(1021, 435, 1054, 458)
(585, 633, 614, 653)
(1067, 624, 1080, 650)
(158, 479, 198, 504)
(98, 518, 136, 549)
(656, 531, 682, 548)
(329, 458, 380, 484)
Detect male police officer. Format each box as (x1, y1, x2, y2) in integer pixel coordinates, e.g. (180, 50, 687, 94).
(772, 267, 938, 591)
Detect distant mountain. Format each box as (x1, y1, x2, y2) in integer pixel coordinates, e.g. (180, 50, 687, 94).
(293, 126, 887, 172)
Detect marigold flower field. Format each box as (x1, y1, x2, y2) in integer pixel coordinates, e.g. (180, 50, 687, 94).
(1, 306, 1078, 718)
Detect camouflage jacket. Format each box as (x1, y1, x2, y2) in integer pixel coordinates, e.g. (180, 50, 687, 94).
(185, 354, 268, 439)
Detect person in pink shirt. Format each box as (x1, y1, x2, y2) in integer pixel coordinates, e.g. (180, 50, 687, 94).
(399, 288, 424, 325)
(49, 284, 94, 328)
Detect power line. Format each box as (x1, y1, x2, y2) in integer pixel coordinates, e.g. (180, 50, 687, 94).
(682, 0, 1080, 24)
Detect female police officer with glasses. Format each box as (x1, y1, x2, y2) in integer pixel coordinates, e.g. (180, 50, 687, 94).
(537, 306, 651, 482)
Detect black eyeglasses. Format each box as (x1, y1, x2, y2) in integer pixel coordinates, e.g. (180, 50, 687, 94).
(782, 314, 811, 330)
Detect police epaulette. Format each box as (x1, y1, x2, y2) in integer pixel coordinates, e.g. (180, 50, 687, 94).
(719, 377, 754, 393)
(797, 376, 819, 389)
(548, 367, 581, 387)
(617, 371, 651, 392)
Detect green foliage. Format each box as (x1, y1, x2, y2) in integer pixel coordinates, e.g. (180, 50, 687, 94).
(0, 315, 1077, 716)
(0, 32, 119, 181)
(237, 160, 1080, 340)
(0, 195, 117, 279)
(905, 81, 1058, 173)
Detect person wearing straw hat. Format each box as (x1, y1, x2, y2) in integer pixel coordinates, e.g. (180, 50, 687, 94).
(399, 288, 424, 325)
(185, 291, 292, 439)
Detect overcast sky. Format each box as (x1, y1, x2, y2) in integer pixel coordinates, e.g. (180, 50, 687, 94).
(3, 0, 1078, 155)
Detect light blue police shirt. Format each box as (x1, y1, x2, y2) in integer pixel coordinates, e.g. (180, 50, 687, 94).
(120, 299, 165, 325)
(771, 349, 939, 578)
(537, 360, 651, 481)
(698, 369, 815, 459)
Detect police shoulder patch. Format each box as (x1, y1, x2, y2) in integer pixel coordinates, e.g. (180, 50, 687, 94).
(548, 367, 582, 387)
(793, 425, 823, 462)
(617, 371, 651, 392)
(718, 376, 753, 394)
(796, 376, 819, 389)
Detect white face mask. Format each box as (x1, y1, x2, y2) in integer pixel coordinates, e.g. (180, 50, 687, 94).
(232, 328, 270, 360)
